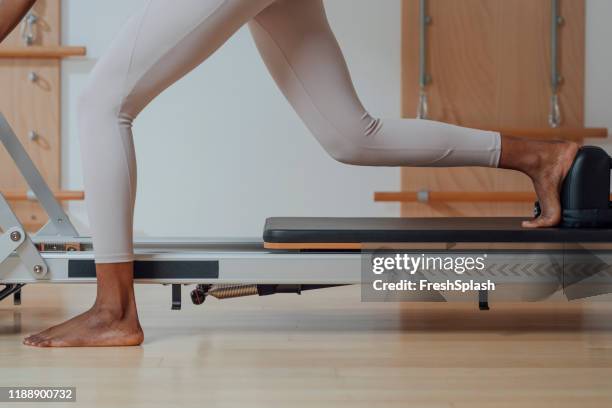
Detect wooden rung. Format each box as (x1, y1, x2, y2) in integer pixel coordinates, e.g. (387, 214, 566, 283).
(0, 46, 86, 59)
(492, 127, 608, 140)
(2, 190, 84, 202)
(375, 191, 537, 203)
(375, 191, 612, 203)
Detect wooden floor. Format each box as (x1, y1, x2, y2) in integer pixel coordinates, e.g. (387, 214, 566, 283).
(1, 285, 612, 408)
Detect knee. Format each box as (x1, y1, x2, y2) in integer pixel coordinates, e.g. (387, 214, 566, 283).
(320, 115, 381, 165)
(326, 139, 368, 166)
(77, 84, 135, 151)
(77, 71, 133, 137)
(78, 81, 124, 119)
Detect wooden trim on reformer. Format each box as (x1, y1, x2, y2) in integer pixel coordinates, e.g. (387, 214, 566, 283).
(264, 241, 580, 251)
(264, 242, 364, 250)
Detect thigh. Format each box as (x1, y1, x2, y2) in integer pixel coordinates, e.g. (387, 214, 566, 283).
(248, 0, 367, 132)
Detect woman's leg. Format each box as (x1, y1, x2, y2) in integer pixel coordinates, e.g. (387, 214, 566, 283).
(248, 0, 578, 227)
(24, 0, 275, 347)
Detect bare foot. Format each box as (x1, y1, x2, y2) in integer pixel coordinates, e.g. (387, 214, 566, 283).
(500, 136, 580, 228)
(521, 141, 580, 228)
(23, 306, 143, 347)
(23, 261, 143, 347)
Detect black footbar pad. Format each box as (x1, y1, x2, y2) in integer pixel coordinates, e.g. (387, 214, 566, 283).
(263, 217, 612, 243)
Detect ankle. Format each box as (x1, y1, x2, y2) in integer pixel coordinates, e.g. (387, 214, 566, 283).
(499, 136, 571, 177)
(92, 261, 137, 319)
(92, 296, 137, 321)
(519, 150, 545, 177)
(523, 141, 578, 175)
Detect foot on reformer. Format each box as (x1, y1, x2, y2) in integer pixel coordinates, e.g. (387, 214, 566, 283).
(500, 137, 579, 228)
(521, 141, 579, 228)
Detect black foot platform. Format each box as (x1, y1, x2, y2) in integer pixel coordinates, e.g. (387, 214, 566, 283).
(263, 217, 612, 250)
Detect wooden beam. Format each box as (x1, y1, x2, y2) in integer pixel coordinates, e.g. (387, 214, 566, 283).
(376, 191, 536, 203)
(2, 190, 84, 201)
(375, 191, 612, 203)
(0, 46, 86, 58)
(494, 127, 608, 140)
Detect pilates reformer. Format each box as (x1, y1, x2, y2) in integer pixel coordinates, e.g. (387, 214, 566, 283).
(1, 112, 612, 311)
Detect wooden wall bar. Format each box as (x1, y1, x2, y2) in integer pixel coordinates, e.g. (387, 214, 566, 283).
(0, 0, 85, 230)
(399, 0, 589, 218)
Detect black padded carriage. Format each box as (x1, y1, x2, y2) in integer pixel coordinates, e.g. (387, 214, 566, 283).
(263, 217, 612, 249)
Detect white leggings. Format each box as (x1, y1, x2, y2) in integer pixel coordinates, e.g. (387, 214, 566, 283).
(78, 0, 501, 263)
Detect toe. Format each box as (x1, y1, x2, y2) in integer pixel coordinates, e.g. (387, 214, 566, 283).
(28, 339, 52, 348)
(24, 335, 40, 345)
(523, 215, 559, 228)
(522, 219, 538, 228)
(27, 337, 43, 347)
(28, 335, 49, 347)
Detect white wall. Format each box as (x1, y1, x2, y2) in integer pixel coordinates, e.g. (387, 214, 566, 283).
(61, 0, 402, 238)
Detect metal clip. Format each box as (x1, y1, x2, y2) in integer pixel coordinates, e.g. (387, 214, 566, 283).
(417, 91, 428, 120)
(20, 12, 38, 46)
(416, 189, 430, 203)
(548, 94, 561, 128)
(549, 0, 562, 128)
(417, 0, 431, 119)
